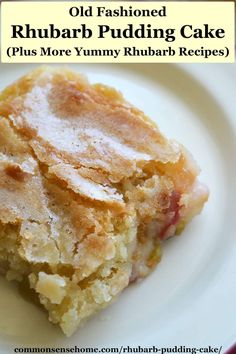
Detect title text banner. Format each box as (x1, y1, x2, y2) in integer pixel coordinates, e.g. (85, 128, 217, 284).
(1, 1, 235, 63)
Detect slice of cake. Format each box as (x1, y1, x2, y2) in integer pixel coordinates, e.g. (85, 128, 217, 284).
(0, 67, 208, 336)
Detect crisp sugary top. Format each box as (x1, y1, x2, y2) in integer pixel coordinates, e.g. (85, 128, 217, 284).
(0, 67, 181, 186)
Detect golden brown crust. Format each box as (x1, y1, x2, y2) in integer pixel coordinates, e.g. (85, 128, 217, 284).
(0, 67, 208, 336)
(0, 67, 180, 183)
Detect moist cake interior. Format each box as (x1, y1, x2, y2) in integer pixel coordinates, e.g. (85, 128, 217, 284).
(0, 67, 208, 336)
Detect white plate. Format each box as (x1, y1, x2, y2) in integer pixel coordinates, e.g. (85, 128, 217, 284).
(0, 63, 235, 352)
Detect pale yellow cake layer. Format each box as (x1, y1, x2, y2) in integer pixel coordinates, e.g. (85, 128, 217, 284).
(0, 67, 208, 336)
